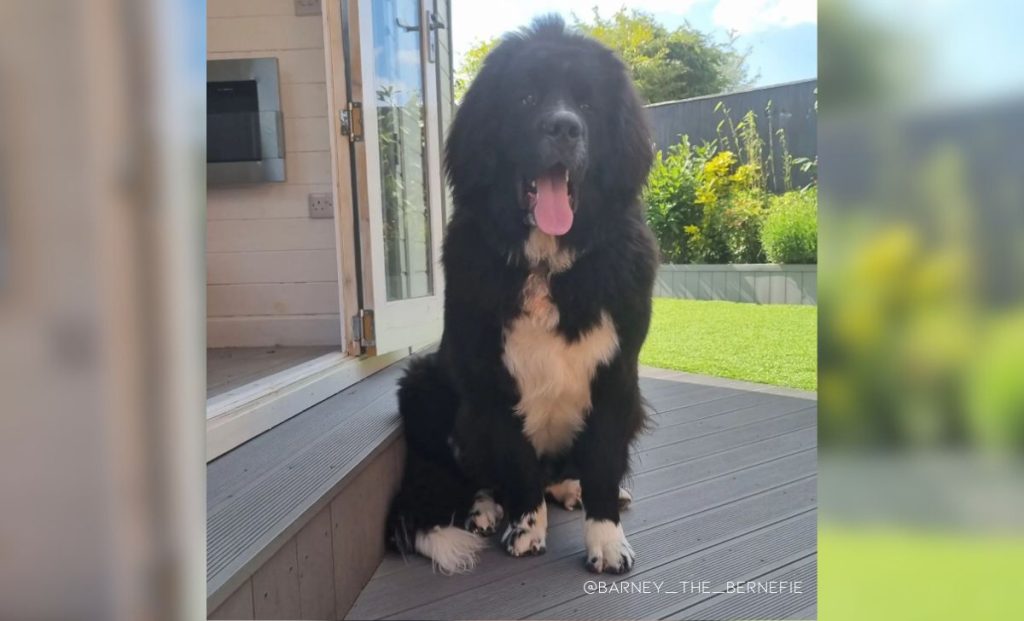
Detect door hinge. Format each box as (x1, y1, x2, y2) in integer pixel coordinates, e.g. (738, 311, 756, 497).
(352, 309, 375, 349)
(339, 101, 363, 142)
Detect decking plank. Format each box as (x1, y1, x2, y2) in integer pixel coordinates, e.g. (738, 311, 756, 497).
(370, 425, 816, 580)
(533, 513, 816, 621)
(639, 400, 815, 450)
(347, 369, 818, 620)
(206, 360, 410, 607)
(371, 488, 816, 620)
(665, 555, 816, 620)
(207, 362, 405, 508)
(634, 408, 815, 473)
(347, 458, 815, 619)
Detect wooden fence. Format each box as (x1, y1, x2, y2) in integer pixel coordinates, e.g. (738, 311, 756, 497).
(645, 79, 818, 193)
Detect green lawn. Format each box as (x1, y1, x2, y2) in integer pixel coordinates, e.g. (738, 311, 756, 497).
(640, 298, 817, 391)
(820, 525, 1024, 620)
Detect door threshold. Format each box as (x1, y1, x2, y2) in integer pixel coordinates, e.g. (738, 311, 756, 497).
(206, 349, 407, 460)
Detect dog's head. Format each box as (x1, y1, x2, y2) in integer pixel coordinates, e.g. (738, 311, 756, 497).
(446, 15, 652, 246)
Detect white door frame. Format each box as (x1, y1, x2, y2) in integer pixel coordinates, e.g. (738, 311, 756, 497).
(354, 0, 446, 356)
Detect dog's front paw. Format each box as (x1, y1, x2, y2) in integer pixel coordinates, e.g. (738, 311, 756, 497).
(465, 490, 504, 536)
(500, 502, 548, 556)
(584, 519, 635, 574)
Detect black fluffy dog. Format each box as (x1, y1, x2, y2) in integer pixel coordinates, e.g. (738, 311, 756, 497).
(387, 15, 656, 575)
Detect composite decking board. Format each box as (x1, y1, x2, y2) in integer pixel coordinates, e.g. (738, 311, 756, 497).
(637, 378, 724, 398)
(370, 442, 816, 587)
(631, 409, 817, 474)
(643, 384, 742, 411)
(639, 366, 817, 402)
(649, 389, 810, 423)
(370, 430, 817, 582)
(207, 361, 406, 508)
(638, 401, 816, 451)
(667, 556, 816, 620)
(532, 514, 817, 621)
(348, 369, 817, 621)
(372, 426, 811, 582)
(347, 461, 816, 620)
(207, 393, 400, 575)
(206, 360, 411, 602)
(368, 423, 817, 575)
(207, 359, 817, 618)
(366, 490, 816, 620)
(647, 390, 772, 418)
(623, 429, 817, 509)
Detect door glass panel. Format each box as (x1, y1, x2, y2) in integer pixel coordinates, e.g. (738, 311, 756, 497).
(372, 0, 433, 300)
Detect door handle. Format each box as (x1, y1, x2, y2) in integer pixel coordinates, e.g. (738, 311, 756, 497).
(428, 10, 446, 31)
(426, 9, 445, 63)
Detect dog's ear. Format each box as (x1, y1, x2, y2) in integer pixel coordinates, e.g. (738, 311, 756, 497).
(445, 40, 518, 205)
(609, 73, 654, 200)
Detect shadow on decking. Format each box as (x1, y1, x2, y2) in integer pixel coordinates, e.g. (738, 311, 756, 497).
(347, 369, 818, 620)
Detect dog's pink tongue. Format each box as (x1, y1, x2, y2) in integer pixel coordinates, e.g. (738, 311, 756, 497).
(534, 172, 573, 236)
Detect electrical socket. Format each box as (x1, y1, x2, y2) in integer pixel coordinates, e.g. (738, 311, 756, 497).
(308, 193, 334, 219)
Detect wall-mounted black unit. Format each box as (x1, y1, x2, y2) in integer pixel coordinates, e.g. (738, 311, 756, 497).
(207, 58, 285, 185)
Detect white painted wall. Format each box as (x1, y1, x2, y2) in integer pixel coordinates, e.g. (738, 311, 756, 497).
(207, 0, 341, 347)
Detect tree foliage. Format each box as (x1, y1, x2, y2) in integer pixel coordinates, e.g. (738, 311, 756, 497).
(454, 37, 499, 101)
(455, 9, 752, 104)
(574, 9, 752, 104)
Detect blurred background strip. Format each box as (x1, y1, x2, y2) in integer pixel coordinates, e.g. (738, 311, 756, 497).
(819, 0, 1024, 619)
(0, 1, 205, 621)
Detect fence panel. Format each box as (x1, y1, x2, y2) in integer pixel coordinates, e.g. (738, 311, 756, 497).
(656, 264, 817, 305)
(645, 79, 817, 193)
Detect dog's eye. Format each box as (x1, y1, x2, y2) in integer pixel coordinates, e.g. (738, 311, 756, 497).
(522, 94, 536, 106)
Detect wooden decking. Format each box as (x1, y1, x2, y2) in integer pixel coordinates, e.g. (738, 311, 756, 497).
(347, 368, 817, 620)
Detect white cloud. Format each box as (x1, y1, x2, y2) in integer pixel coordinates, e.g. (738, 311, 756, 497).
(712, 0, 816, 34)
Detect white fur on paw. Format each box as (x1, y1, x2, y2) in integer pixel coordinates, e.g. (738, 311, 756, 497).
(500, 501, 548, 557)
(546, 479, 583, 510)
(466, 490, 504, 536)
(618, 486, 633, 510)
(584, 519, 635, 574)
(415, 526, 486, 575)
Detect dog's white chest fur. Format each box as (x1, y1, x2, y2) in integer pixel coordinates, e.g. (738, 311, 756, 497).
(502, 232, 619, 455)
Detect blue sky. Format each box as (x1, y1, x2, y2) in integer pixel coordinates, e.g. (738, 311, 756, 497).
(451, 0, 818, 88)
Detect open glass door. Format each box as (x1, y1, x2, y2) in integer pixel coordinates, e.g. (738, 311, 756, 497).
(351, 0, 446, 355)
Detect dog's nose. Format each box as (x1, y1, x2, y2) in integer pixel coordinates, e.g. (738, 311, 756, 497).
(541, 110, 583, 142)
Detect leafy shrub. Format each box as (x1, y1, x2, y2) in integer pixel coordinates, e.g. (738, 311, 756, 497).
(643, 138, 708, 263)
(644, 102, 814, 265)
(687, 150, 736, 263)
(722, 190, 767, 263)
(760, 187, 817, 263)
(687, 151, 769, 263)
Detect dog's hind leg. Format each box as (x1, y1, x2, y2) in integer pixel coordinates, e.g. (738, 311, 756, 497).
(545, 478, 632, 511)
(465, 489, 504, 536)
(618, 486, 633, 510)
(388, 354, 487, 574)
(545, 478, 583, 510)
